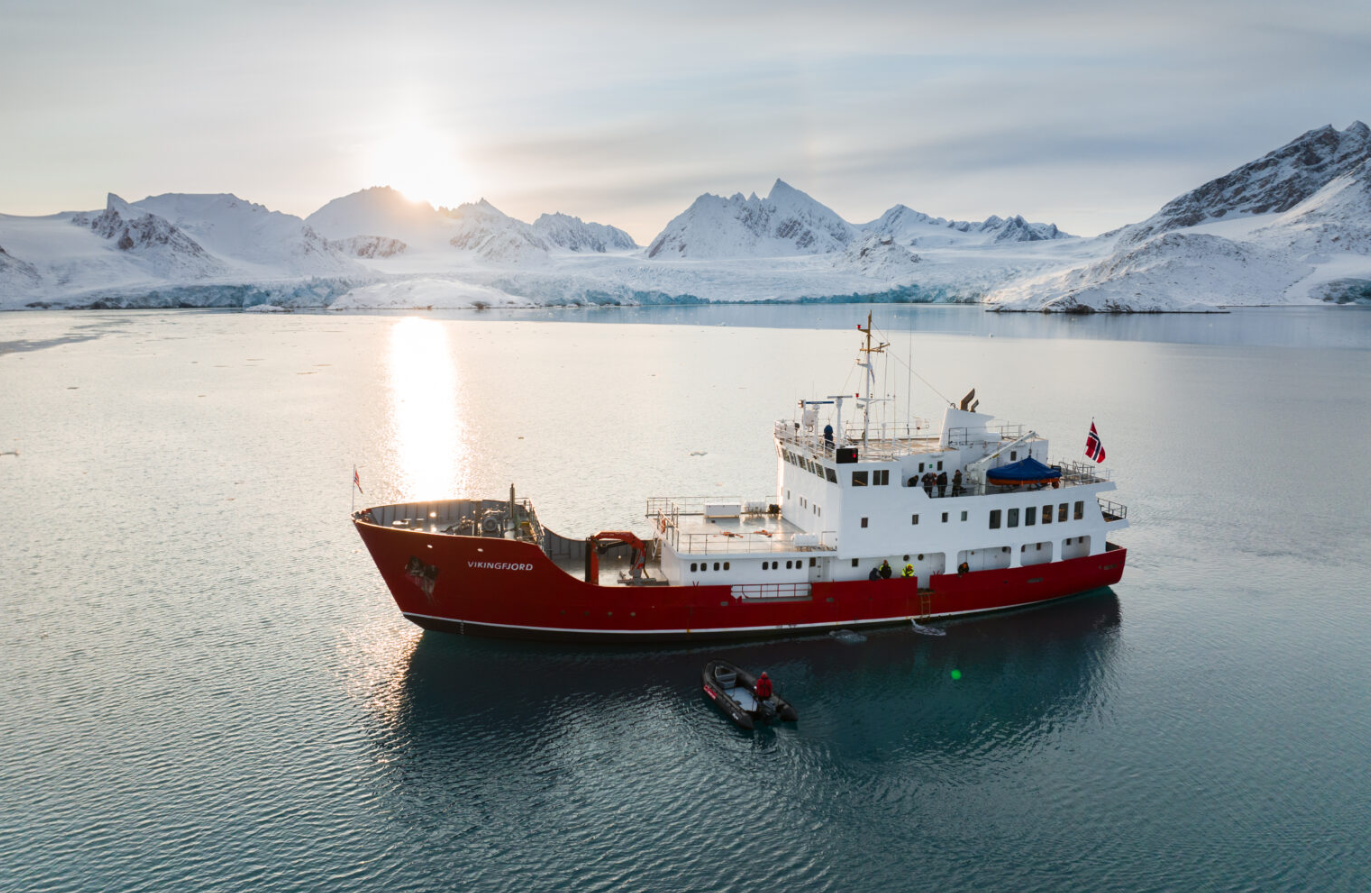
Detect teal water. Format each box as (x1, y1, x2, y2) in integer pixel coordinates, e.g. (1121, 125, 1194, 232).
(2, 306, 1370, 892)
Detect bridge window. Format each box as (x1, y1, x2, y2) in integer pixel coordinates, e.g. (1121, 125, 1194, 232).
(825, 467, 837, 483)
(713, 562, 720, 571)
(873, 470, 889, 486)
(1042, 505, 1052, 524)
(724, 562, 730, 570)
(852, 471, 868, 487)
(786, 560, 793, 569)
(1074, 501, 1085, 520)
(1025, 509, 1036, 527)
(989, 510, 1002, 529)
(911, 514, 919, 525)
(1058, 503, 1068, 523)
(1008, 508, 1019, 528)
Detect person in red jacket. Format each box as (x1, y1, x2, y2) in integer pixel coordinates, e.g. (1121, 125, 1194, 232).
(754, 671, 773, 700)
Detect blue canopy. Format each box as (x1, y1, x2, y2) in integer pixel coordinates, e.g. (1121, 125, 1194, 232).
(986, 456, 1061, 485)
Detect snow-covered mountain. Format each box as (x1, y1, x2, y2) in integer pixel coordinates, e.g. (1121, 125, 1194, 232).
(0, 244, 42, 289)
(328, 235, 408, 258)
(863, 205, 1071, 247)
(305, 186, 449, 246)
(986, 121, 1371, 312)
(532, 212, 637, 252)
(446, 199, 552, 264)
(72, 194, 225, 279)
(647, 180, 856, 258)
(1118, 122, 1370, 246)
(131, 193, 354, 276)
(6, 123, 1371, 312)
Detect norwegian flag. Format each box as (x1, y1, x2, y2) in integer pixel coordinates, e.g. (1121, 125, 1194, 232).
(1085, 422, 1106, 463)
(353, 466, 364, 494)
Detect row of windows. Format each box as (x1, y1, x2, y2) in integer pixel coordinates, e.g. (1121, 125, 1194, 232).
(916, 460, 944, 474)
(783, 448, 839, 484)
(851, 469, 890, 487)
(762, 558, 816, 570)
(690, 561, 730, 572)
(989, 502, 1085, 530)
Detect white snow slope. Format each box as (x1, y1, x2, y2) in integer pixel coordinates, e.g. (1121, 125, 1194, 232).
(986, 121, 1371, 312)
(5, 122, 1370, 312)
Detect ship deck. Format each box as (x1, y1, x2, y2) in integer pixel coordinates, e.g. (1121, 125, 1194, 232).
(670, 512, 810, 551)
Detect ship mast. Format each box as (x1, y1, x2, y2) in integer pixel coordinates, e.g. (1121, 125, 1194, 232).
(856, 310, 888, 448)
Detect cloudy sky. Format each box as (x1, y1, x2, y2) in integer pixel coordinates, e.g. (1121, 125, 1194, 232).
(2, 0, 1368, 242)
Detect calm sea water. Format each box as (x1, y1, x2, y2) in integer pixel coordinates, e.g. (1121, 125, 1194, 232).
(3, 305, 1370, 892)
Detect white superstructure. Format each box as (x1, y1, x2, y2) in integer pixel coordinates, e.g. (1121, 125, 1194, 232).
(648, 315, 1128, 591)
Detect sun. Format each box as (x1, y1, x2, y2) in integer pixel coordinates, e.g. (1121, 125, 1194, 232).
(364, 123, 471, 210)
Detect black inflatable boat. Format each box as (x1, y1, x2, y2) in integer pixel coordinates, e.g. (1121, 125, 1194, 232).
(702, 660, 798, 730)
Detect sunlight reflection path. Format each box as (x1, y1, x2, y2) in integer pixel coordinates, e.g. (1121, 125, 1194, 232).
(387, 318, 466, 501)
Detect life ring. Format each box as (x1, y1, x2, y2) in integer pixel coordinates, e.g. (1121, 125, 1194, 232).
(1051, 479, 1060, 489)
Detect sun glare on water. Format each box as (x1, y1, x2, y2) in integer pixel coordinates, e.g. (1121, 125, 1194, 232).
(387, 317, 466, 501)
(365, 122, 471, 210)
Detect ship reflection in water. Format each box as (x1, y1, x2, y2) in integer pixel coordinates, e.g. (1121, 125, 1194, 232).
(364, 590, 1122, 799)
(386, 317, 467, 501)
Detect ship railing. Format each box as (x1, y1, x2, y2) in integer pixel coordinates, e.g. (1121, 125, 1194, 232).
(1097, 498, 1128, 521)
(731, 582, 812, 601)
(670, 529, 838, 555)
(944, 423, 1039, 449)
(361, 498, 540, 539)
(774, 420, 941, 461)
(1054, 459, 1111, 486)
(644, 495, 763, 517)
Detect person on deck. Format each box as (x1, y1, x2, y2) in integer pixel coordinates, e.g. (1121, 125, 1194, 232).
(823, 424, 834, 451)
(879, 560, 893, 579)
(755, 672, 773, 700)
(868, 566, 881, 581)
(902, 564, 915, 578)
(937, 470, 948, 498)
(952, 470, 963, 497)
(922, 472, 936, 497)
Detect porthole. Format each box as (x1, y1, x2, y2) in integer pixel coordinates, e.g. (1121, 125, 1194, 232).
(723, 562, 730, 570)
(690, 563, 697, 572)
(713, 562, 720, 571)
(903, 554, 910, 562)
(917, 554, 924, 561)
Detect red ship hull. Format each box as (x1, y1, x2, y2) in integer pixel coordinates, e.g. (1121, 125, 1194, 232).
(354, 519, 1127, 643)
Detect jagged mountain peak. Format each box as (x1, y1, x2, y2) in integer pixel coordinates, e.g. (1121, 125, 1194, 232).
(1121, 121, 1371, 245)
(531, 212, 637, 252)
(647, 180, 855, 259)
